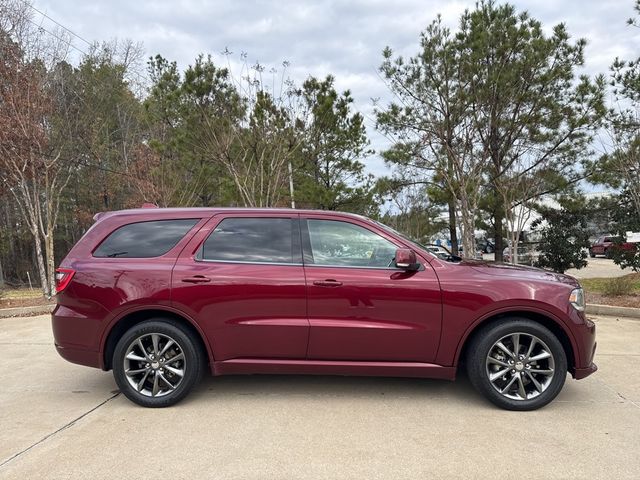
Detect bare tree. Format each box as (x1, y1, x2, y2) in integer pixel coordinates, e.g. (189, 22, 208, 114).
(0, 1, 75, 296)
(128, 143, 207, 207)
(201, 57, 305, 207)
(498, 170, 542, 264)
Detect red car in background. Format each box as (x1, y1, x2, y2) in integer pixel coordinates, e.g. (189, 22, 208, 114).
(52, 207, 597, 410)
(589, 235, 637, 258)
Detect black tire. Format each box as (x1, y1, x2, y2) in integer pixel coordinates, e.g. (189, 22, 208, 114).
(113, 319, 204, 407)
(589, 250, 596, 258)
(466, 318, 567, 411)
(605, 248, 612, 259)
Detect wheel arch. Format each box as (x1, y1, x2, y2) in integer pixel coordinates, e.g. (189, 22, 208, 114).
(455, 310, 577, 375)
(101, 307, 213, 371)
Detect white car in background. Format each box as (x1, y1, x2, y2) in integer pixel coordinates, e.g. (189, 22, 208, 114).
(426, 245, 452, 260)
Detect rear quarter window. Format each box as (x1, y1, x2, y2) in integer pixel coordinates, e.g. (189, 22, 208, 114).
(93, 219, 199, 258)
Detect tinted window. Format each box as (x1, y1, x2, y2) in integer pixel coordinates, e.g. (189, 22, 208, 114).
(201, 218, 297, 264)
(307, 219, 397, 267)
(94, 219, 199, 258)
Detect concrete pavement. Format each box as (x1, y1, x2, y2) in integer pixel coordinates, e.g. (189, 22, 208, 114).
(1, 314, 639, 479)
(566, 257, 631, 279)
(479, 254, 630, 279)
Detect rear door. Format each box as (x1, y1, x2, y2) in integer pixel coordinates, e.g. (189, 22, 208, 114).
(171, 214, 309, 360)
(302, 216, 442, 363)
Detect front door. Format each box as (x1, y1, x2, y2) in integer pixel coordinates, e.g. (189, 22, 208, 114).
(302, 216, 442, 363)
(171, 214, 308, 361)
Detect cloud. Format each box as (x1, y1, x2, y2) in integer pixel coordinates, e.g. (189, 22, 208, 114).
(33, 0, 640, 178)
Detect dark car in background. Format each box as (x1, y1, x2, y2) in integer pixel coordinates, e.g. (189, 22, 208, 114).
(477, 238, 495, 254)
(52, 207, 597, 410)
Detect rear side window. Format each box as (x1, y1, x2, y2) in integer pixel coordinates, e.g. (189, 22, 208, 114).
(200, 217, 299, 264)
(93, 219, 199, 258)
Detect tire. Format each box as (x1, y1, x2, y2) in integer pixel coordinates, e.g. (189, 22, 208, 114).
(589, 250, 596, 258)
(113, 319, 204, 407)
(605, 248, 612, 259)
(466, 318, 567, 411)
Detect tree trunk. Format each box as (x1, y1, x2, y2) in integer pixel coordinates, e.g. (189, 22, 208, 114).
(459, 196, 477, 259)
(33, 231, 50, 298)
(447, 197, 459, 254)
(0, 255, 4, 288)
(45, 226, 56, 296)
(4, 202, 16, 282)
(461, 214, 476, 259)
(509, 231, 519, 265)
(493, 204, 504, 262)
(489, 119, 505, 262)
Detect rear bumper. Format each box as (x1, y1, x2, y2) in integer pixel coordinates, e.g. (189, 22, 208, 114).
(54, 342, 102, 369)
(52, 304, 104, 369)
(52, 305, 103, 369)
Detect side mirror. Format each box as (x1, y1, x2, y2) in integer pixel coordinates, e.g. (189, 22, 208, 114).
(395, 248, 419, 271)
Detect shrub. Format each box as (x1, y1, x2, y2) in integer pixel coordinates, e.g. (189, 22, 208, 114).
(602, 276, 635, 296)
(532, 202, 590, 274)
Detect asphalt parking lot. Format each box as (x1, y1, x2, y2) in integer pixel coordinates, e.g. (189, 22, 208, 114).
(1, 314, 639, 479)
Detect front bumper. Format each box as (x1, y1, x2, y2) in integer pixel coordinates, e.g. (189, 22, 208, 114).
(574, 362, 598, 379)
(569, 310, 597, 379)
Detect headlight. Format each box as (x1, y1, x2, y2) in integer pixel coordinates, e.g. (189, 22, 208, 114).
(569, 287, 585, 311)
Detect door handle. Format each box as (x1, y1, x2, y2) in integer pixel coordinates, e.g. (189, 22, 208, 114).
(313, 279, 343, 287)
(181, 275, 211, 284)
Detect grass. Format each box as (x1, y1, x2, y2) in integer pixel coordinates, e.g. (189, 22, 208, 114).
(1, 288, 44, 300)
(581, 273, 640, 297)
(0, 287, 50, 309)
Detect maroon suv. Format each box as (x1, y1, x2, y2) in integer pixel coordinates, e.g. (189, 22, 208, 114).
(52, 207, 597, 410)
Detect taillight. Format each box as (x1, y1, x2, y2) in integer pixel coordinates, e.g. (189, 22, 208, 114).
(55, 268, 75, 294)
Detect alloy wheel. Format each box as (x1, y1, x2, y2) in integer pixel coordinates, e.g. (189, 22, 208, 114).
(123, 333, 186, 397)
(485, 332, 555, 401)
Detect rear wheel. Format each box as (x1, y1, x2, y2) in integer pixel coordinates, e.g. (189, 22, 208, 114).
(466, 318, 567, 411)
(113, 319, 204, 407)
(589, 250, 596, 258)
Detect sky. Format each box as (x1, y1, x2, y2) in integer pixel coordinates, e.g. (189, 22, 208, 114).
(31, 0, 640, 178)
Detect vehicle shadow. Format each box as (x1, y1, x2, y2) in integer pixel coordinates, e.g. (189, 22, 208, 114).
(184, 371, 489, 408)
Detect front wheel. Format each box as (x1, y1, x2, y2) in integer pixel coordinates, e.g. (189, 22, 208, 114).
(113, 319, 204, 407)
(466, 319, 567, 411)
